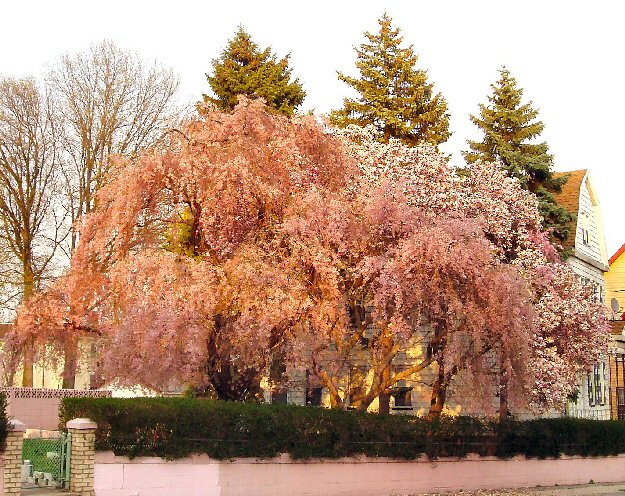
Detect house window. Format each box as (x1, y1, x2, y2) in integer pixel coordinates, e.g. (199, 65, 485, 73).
(581, 213, 590, 245)
(594, 363, 603, 406)
(393, 389, 413, 409)
(306, 387, 323, 406)
(271, 388, 288, 404)
(603, 361, 609, 405)
(587, 372, 594, 406)
(599, 285, 604, 303)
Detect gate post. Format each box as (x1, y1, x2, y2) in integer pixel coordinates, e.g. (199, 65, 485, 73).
(67, 418, 97, 496)
(3, 419, 25, 496)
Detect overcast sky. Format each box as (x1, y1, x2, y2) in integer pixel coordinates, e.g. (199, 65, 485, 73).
(2, 0, 624, 256)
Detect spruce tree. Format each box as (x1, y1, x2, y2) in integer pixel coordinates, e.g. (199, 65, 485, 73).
(331, 13, 450, 147)
(465, 67, 574, 246)
(203, 27, 305, 116)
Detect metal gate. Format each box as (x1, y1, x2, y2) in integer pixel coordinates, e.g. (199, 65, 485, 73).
(21, 432, 71, 489)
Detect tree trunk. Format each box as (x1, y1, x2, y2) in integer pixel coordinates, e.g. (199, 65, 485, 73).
(428, 363, 447, 419)
(379, 392, 390, 415)
(378, 362, 391, 415)
(499, 362, 510, 421)
(21, 335, 34, 387)
(62, 335, 78, 389)
(21, 260, 35, 387)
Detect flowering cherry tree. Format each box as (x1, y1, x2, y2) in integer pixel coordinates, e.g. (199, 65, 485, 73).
(7, 100, 608, 416)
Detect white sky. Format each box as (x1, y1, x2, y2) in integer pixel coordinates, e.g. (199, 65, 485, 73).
(2, 0, 624, 256)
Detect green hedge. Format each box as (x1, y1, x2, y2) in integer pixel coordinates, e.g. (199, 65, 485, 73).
(60, 397, 625, 460)
(0, 393, 8, 447)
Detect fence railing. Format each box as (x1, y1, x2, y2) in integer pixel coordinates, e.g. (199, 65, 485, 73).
(21, 432, 71, 489)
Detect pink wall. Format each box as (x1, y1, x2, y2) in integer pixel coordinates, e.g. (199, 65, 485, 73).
(8, 397, 61, 431)
(94, 452, 625, 496)
(0, 388, 111, 431)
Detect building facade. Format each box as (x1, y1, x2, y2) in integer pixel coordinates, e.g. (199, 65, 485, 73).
(605, 243, 625, 419)
(553, 170, 611, 419)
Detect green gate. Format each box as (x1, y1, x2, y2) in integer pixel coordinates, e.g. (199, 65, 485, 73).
(21, 432, 71, 488)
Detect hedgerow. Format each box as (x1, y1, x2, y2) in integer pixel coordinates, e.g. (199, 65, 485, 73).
(60, 397, 625, 460)
(0, 393, 8, 447)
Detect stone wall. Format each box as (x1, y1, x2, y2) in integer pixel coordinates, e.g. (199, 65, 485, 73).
(2, 420, 25, 496)
(67, 418, 97, 496)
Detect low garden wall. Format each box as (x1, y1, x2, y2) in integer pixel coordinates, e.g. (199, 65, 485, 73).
(60, 398, 625, 496)
(93, 452, 625, 496)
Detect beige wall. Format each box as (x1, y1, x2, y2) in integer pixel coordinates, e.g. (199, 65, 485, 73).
(607, 253, 625, 318)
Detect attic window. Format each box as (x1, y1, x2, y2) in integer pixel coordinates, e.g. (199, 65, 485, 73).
(581, 213, 590, 246)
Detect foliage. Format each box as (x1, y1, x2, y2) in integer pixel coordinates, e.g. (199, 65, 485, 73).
(203, 27, 305, 115)
(60, 397, 625, 461)
(494, 418, 625, 459)
(10, 98, 348, 400)
(0, 77, 65, 386)
(47, 39, 180, 389)
(9, 100, 608, 416)
(0, 393, 8, 447)
(464, 67, 574, 246)
(48, 39, 180, 250)
(331, 13, 450, 146)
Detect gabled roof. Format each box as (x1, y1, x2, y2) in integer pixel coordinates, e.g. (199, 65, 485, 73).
(552, 169, 587, 251)
(610, 242, 625, 265)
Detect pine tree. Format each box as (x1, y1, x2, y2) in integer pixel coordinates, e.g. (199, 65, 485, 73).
(331, 13, 450, 147)
(203, 27, 305, 116)
(464, 67, 574, 246)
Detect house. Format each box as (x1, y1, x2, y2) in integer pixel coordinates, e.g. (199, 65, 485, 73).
(605, 243, 625, 419)
(552, 170, 611, 420)
(0, 322, 94, 389)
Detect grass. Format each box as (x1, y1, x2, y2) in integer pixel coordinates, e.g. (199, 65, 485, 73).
(22, 438, 62, 477)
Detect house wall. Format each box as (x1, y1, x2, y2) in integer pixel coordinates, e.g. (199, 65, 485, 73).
(563, 173, 611, 421)
(565, 254, 610, 420)
(2, 337, 96, 389)
(609, 354, 625, 419)
(93, 452, 625, 496)
(567, 357, 611, 420)
(606, 254, 625, 317)
(574, 175, 609, 270)
(567, 256, 606, 290)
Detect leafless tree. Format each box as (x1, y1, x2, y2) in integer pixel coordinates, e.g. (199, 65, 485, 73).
(0, 77, 66, 386)
(47, 40, 180, 387)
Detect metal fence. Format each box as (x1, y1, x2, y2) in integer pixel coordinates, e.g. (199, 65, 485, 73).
(21, 432, 71, 489)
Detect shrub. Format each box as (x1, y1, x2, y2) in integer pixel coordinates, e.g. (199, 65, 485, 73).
(60, 397, 625, 460)
(0, 393, 8, 447)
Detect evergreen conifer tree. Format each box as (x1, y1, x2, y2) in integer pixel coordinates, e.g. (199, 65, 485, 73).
(331, 14, 450, 146)
(203, 27, 305, 116)
(465, 67, 574, 246)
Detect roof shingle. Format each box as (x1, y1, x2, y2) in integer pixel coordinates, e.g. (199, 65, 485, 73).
(552, 169, 587, 251)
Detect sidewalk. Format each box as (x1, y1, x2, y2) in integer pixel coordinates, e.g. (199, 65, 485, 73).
(410, 484, 625, 496)
(521, 484, 625, 496)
